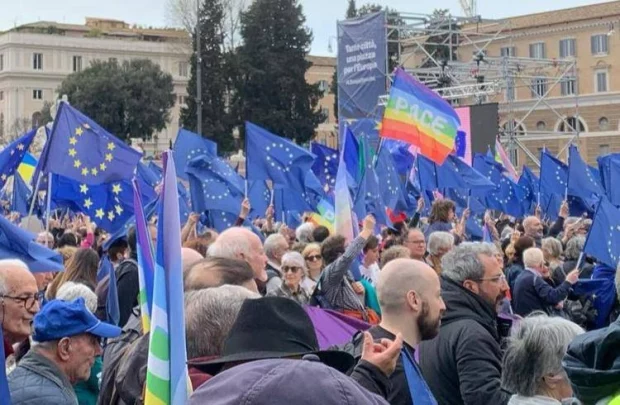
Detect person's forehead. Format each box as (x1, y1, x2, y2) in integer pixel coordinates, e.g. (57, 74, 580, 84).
(409, 230, 424, 239)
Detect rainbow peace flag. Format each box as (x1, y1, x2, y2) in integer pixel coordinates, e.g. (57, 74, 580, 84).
(17, 153, 37, 183)
(381, 68, 460, 165)
(494, 139, 518, 180)
(308, 199, 335, 233)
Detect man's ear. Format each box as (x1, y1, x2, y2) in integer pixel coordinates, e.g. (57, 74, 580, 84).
(406, 290, 421, 312)
(462, 280, 479, 294)
(57, 338, 72, 361)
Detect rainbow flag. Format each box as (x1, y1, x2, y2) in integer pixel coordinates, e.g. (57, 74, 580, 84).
(494, 139, 518, 181)
(308, 199, 335, 233)
(335, 128, 359, 243)
(17, 153, 37, 184)
(381, 68, 460, 165)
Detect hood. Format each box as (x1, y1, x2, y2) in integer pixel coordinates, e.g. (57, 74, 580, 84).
(563, 316, 620, 403)
(440, 277, 499, 341)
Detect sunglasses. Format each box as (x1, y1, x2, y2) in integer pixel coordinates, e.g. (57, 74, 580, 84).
(305, 254, 322, 262)
(282, 266, 301, 273)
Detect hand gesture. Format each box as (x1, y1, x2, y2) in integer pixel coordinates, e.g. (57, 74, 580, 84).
(362, 215, 376, 232)
(565, 268, 580, 285)
(535, 205, 542, 218)
(559, 201, 569, 219)
(416, 197, 425, 213)
(265, 205, 274, 219)
(360, 331, 403, 377)
(510, 230, 521, 244)
(239, 198, 251, 219)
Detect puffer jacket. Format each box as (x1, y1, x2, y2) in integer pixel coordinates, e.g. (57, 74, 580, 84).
(8, 349, 78, 405)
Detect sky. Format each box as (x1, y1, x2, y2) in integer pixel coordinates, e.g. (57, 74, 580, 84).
(1, 0, 614, 56)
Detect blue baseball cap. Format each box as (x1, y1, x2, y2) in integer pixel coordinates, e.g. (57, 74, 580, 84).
(33, 298, 122, 342)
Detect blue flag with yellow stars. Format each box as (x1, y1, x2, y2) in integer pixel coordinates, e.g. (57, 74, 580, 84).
(38, 102, 142, 185)
(51, 174, 157, 234)
(0, 129, 37, 190)
(172, 128, 218, 181)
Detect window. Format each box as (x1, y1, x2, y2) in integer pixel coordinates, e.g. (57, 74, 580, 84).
(0, 54, 3, 71)
(32, 89, 42, 100)
(0, 91, 3, 101)
(321, 107, 330, 123)
(33, 53, 43, 70)
(557, 116, 586, 133)
(561, 76, 576, 96)
(591, 34, 609, 55)
(178, 61, 188, 77)
(500, 46, 516, 57)
(0, 113, 3, 138)
(109, 57, 118, 64)
(317, 80, 329, 93)
(600, 144, 611, 155)
(31, 112, 42, 129)
(501, 120, 526, 137)
(531, 77, 547, 97)
(536, 121, 546, 131)
(595, 70, 608, 92)
(178, 95, 187, 105)
(72, 56, 82, 72)
(529, 42, 546, 59)
(599, 117, 609, 130)
(559, 39, 576, 58)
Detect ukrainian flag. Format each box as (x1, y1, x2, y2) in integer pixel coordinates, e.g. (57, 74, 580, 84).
(17, 153, 37, 183)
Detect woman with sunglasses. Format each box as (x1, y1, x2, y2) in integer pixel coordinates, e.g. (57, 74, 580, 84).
(301, 243, 323, 292)
(267, 252, 310, 305)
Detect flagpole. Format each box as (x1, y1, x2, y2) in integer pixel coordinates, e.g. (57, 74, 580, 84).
(45, 172, 52, 239)
(270, 187, 274, 206)
(245, 180, 248, 198)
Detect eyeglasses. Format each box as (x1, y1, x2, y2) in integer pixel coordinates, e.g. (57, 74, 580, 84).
(282, 266, 301, 274)
(474, 274, 506, 284)
(1, 292, 44, 310)
(406, 240, 425, 245)
(305, 254, 322, 262)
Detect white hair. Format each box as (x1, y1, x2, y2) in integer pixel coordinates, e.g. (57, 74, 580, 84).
(56, 282, 98, 313)
(427, 231, 454, 256)
(295, 223, 315, 243)
(282, 251, 306, 275)
(264, 234, 288, 260)
(0, 259, 30, 295)
(502, 315, 583, 396)
(523, 247, 545, 269)
(442, 242, 497, 283)
(185, 285, 259, 359)
(207, 227, 253, 260)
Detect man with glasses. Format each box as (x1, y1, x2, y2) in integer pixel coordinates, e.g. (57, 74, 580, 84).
(418, 243, 511, 405)
(512, 247, 579, 317)
(0, 260, 40, 363)
(404, 229, 426, 261)
(8, 297, 121, 405)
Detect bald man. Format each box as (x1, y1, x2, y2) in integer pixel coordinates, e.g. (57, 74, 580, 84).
(181, 247, 204, 274)
(346, 259, 445, 405)
(184, 257, 258, 293)
(522, 216, 544, 244)
(207, 227, 268, 294)
(0, 260, 40, 356)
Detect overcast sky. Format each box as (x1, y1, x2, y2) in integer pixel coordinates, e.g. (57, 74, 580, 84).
(1, 0, 614, 56)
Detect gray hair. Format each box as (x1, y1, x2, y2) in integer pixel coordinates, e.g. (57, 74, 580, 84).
(564, 236, 585, 261)
(56, 282, 98, 313)
(427, 232, 454, 256)
(564, 216, 580, 229)
(295, 223, 315, 244)
(184, 285, 259, 359)
(541, 237, 563, 260)
(282, 251, 306, 275)
(207, 227, 253, 260)
(0, 259, 30, 295)
(441, 242, 497, 283)
(502, 315, 583, 396)
(523, 248, 545, 269)
(264, 234, 288, 260)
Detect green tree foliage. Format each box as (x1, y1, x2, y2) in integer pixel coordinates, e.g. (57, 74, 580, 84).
(421, 9, 460, 71)
(57, 59, 175, 142)
(233, 0, 323, 144)
(181, 0, 236, 152)
(346, 0, 357, 18)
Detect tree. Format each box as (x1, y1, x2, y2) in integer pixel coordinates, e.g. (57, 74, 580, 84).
(181, 0, 235, 152)
(57, 59, 175, 142)
(233, 0, 323, 144)
(346, 0, 357, 18)
(421, 9, 460, 70)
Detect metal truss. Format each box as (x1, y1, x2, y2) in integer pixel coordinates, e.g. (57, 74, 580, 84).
(382, 10, 583, 168)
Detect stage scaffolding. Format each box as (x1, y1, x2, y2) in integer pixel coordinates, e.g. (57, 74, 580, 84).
(379, 11, 582, 167)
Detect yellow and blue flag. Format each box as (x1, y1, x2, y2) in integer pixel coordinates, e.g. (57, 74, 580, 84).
(0, 129, 37, 190)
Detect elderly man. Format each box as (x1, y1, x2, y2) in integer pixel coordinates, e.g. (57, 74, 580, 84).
(426, 231, 454, 274)
(8, 298, 121, 404)
(36, 231, 55, 249)
(207, 227, 268, 294)
(184, 257, 259, 293)
(403, 228, 426, 261)
(512, 247, 578, 317)
(263, 233, 290, 294)
(0, 260, 40, 361)
(522, 216, 544, 245)
(347, 259, 446, 404)
(418, 242, 511, 405)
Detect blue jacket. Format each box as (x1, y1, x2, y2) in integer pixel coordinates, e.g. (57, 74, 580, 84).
(512, 269, 572, 317)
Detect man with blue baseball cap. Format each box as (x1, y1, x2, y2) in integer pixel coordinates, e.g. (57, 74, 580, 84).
(8, 297, 121, 405)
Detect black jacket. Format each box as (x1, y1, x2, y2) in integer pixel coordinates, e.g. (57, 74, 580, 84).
(418, 277, 511, 405)
(563, 315, 620, 403)
(512, 269, 572, 317)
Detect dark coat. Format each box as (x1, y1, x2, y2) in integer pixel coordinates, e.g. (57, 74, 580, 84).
(418, 277, 511, 405)
(512, 269, 572, 317)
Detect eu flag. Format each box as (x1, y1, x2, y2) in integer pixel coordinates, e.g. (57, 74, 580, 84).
(51, 174, 156, 235)
(311, 142, 339, 194)
(597, 153, 620, 207)
(245, 122, 314, 190)
(539, 149, 567, 197)
(248, 180, 271, 219)
(38, 102, 142, 185)
(417, 154, 494, 192)
(186, 155, 245, 215)
(11, 174, 32, 217)
(0, 129, 37, 190)
(172, 128, 217, 181)
(383, 139, 415, 177)
(583, 197, 620, 269)
(353, 158, 391, 227)
(472, 153, 526, 218)
(567, 145, 603, 201)
(375, 144, 408, 211)
(519, 165, 539, 213)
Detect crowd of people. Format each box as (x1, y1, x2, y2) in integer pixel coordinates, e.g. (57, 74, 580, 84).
(2, 195, 620, 405)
